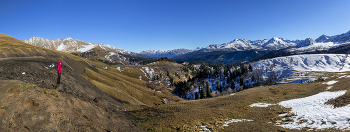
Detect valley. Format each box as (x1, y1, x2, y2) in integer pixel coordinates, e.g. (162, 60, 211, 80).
(1, 29, 350, 132)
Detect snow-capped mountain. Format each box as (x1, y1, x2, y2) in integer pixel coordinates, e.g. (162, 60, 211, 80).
(296, 38, 316, 48)
(139, 49, 194, 59)
(22, 37, 152, 65)
(315, 30, 350, 43)
(23, 37, 133, 55)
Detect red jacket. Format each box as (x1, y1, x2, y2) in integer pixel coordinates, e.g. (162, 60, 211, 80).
(58, 61, 62, 73)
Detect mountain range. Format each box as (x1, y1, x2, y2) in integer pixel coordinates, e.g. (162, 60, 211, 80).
(22, 30, 350, 64)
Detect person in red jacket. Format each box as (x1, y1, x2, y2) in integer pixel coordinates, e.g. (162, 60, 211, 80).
(57, 61, 62, 84)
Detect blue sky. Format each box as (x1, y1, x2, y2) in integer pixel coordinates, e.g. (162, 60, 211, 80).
(1, 0, 350, 52)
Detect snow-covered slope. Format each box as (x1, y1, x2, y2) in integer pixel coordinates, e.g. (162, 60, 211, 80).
(315, 30, 350, 43)
(201, 37, 299, 51)
(139, 49, 194, 59)
(252, 54, 350, 82)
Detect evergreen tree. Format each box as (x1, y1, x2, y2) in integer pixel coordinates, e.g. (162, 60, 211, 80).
(219, 83, 222, 93)
(249, 64, 253, 72)
(216, 80, 220, 92)
(169, 76, 174, 86)
(231, 79, 235, 90)
(206, 81, 212, 98)
(240, 77, 244, 86)
(200, 86, 205, 99)
(240, 64, 245, 75)
(195, 92, 199, 100)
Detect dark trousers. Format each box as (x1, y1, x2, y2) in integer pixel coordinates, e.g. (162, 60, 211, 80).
(57, 73, 61, 84)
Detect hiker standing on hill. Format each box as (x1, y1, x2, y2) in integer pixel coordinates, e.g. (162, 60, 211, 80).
(57, 61, 62, 84)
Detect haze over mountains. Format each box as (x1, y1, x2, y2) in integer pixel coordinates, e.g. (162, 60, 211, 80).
(22, 30, 350, 64)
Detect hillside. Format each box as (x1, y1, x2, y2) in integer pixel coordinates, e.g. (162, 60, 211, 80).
(131, 54, 350, 131)
(252, 54, 350, 83)
(0, 33, 179, 131)
(4, 31, 350, 131)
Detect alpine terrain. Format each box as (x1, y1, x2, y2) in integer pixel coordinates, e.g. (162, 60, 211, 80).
(1, 29, 350, 131)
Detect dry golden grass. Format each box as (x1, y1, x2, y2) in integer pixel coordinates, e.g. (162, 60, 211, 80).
(131, 75, 349, 131)
(146, 62, 183, 75)
(112, 65, 149, 81)
(0, 33, 61, 57)
(85, 67, 167, 109)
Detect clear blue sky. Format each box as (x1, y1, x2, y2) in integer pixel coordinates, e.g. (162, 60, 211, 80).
(1, 0, 350, 52)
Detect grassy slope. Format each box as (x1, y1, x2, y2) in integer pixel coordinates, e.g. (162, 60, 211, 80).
(85, 67, 164, 109)
(131, 72, 350, 132)
(0, 33, 176, 110)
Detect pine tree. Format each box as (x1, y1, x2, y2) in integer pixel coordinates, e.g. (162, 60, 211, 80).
(206, 81, 212, 98)
(219, 83, 222, 93)
(200, 86, 205, 99)
(169, 76, 174, 86)
(249, 64, 253, 72)
(231, 79, 235, 90)
(240, 77, 244, 86)
(216, 80, 220, 92)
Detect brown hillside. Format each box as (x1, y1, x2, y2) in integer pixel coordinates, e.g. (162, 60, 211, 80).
(0, 33, 146, 131)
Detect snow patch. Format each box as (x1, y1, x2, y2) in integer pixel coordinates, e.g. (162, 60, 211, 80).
(326, 86, 333, 90)
(250, 102, 275, 107)
(277, 90, 350, 130)
(252, 54, 350, 84)
(77, 44, 96, 52)
(324, 80, 338, 85)
(56, 43, 65, 51)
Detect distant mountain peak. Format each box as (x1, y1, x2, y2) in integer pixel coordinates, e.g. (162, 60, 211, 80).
(65, 37, 73, 40)
(297, 38, 316, 48)
(22, 37, 133, 55)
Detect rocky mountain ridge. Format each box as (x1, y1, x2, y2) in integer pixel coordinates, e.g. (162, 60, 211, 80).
(22, 30, 350, 61)
(140, 30, 350, 58)
(23, 37, 134, 55)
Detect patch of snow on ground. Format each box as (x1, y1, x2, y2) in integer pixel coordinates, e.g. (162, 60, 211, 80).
(200, 125, 211, 132)
(200, 118, 254, 131)
(321, 77, 328, 81)
(277, 90, 350, 130)
(252, 54, 350, 84)
(56, 43, 65, 51)
(222, 119, 254, 127)
(142, 67, 155, 81)
(116, 67, 121, 72)
(324, 80, 338, 85)
(48, 63, 55, 68)
(278, 78, 316, 84)
(44, 64, 55, 69)
(250, 102, 275, 107)
(326, 86, 333, 90)
(77, 44, 96, 52)
(162, 98, 168, 103)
